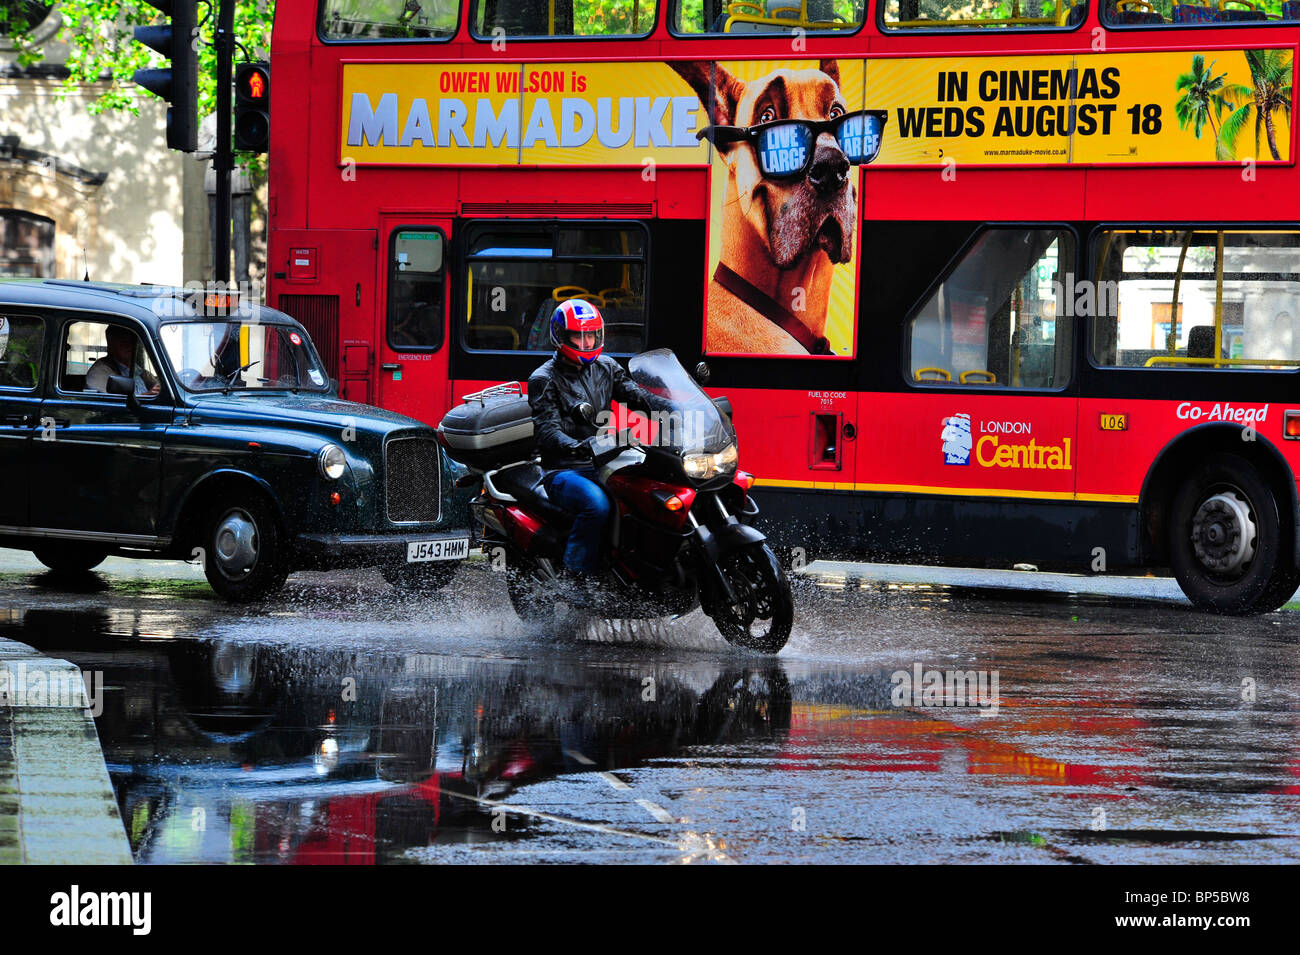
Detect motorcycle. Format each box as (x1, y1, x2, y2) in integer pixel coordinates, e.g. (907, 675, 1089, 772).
(436, 349, 794, 653)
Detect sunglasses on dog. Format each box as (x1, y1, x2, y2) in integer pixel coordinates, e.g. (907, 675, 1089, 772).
(696, 110, 888, 178)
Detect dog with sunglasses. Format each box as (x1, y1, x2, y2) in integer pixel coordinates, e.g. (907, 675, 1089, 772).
(672, 59, 882, 356)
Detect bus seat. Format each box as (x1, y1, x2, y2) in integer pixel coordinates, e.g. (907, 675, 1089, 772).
(1171, 1, 1220, 20)
(1188, 325, 1216, 358)
(1109, 0, 1165, 22)
(1216, 0, 1266, 18)
(1169, 0, 1263, 21)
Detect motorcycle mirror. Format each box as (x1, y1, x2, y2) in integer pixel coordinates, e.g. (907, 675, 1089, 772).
(694, 361, 711, 385)
(574, 401, 595, 424)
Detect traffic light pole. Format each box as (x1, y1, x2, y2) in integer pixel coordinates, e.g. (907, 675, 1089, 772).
(214, 0, 235, 285)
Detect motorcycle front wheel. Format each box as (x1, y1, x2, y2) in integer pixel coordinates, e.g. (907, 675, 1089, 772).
(707, 543, 793, 654)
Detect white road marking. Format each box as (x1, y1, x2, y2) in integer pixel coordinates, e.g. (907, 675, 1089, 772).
(441, 790, 680, 847)
(453, 751, 737, 863)
(600, 771, 630, 790)
(636, 799, 676, 824)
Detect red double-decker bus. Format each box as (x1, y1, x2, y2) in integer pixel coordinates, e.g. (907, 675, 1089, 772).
(266, 0, 1299, 614)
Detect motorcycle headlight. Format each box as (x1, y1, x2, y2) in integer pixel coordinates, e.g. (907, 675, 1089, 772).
(318, 443, 348, 481)
(683, 443, 739, 480)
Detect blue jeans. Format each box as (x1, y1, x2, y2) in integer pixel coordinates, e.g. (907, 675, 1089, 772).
(543, 468, 611, 574)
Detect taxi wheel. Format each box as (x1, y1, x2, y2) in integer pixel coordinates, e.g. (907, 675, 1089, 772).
(1168, 453, 1293, 615)
(203, 499, 285, 603)
(381, 561, 457, 594)
(32, 543, 108, 574)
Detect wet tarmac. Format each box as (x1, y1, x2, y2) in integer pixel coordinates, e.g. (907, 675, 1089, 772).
(1, 551, 1298, 864)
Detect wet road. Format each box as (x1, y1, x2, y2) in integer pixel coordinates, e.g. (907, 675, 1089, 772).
(2, 550, 1298, 864)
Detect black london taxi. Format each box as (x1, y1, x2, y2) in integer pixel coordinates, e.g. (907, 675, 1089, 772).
(0, 279, 472, 601)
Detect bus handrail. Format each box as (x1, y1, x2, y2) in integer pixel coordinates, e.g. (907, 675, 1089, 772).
(1143, 356, 1300, 368)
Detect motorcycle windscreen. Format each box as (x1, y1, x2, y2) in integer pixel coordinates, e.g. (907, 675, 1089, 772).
(629, 349, 735, 454)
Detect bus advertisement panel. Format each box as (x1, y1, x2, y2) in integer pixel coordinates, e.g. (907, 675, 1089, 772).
(340, 48, 1291, 360)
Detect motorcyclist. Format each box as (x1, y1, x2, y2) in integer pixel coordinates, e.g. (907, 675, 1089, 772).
(527, 299, 667, 583)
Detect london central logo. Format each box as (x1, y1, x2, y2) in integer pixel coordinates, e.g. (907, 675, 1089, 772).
(941, 413, 972, 465)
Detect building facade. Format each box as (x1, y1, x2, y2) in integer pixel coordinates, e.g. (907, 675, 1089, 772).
(0, 3, 209, 284)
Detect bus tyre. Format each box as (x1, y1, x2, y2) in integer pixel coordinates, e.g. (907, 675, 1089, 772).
(382, 561, 457, 594)
(203, 499, 286, 603)
(707, 543, 794, 653)
(32, 543, 108, 574)
(1168, 453, 1295, 614)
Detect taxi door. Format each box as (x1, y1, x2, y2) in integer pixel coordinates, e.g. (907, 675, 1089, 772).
(0, 313, 47, 528)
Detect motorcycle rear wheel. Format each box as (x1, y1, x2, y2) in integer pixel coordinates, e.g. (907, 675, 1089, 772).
(505, 556, 553, 623)
(707, 543, 793, 654)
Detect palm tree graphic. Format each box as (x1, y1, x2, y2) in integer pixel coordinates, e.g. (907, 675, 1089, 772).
(1174, 55, 1235, 159)
(1217, 50, 1293, 162)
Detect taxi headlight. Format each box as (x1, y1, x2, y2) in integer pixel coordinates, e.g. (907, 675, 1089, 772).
(318, 444, 347, 481)
(683, 443, 739, 480)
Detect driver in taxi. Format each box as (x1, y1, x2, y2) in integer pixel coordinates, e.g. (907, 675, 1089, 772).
(86, 325, 161, 396)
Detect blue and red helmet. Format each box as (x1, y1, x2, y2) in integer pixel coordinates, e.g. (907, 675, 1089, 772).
(550, 299, 605, 364)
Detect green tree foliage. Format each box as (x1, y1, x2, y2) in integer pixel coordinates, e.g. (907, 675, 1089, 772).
(5, 1, 274, 117)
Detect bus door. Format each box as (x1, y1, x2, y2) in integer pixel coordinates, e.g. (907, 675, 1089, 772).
(863, 227, 1078, 540)
(272, 228, 376, 405)
(377, 220, 451, 425)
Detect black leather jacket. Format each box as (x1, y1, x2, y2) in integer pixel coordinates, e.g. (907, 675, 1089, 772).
(528, 354, 665, 470)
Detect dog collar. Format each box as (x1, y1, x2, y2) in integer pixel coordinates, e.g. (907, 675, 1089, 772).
(712, 263, 832, 356)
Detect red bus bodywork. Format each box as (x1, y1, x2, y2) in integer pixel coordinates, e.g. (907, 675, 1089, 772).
(266, 4, 1300, 605)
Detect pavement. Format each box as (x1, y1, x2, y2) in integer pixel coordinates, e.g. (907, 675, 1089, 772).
(0, 635, 132, 865)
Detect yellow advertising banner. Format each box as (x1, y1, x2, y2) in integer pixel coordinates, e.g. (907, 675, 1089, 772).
(340, 61, 710, 166)
(871, 48, 1293, 165)
(340, 48, 1292, 167)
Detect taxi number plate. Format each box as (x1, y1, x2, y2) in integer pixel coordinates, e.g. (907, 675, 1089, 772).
(407, 538, 469, 563)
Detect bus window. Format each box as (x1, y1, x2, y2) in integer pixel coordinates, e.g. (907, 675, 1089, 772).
(388, 230, 446, 352)
(908, 228, 1075, 389)
(464, 222, 648, 353)
(673, 0, 865, 34)
(1092, 229, 1300, 371)
(881, 0, 1086, 29)
(320, 0, 459, 40)
(472, 0, 657, 37)
(1103, 0, 1291, 26)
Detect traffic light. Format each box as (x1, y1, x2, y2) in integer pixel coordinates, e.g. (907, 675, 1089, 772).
(132, 1, 199, 152)
(234, 62, 271, 153)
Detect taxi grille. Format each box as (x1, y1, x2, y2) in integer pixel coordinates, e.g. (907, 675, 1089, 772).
(385, 436, 442, 524)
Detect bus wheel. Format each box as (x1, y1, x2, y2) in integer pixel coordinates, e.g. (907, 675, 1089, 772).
(1168, 453, 1295, 614)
